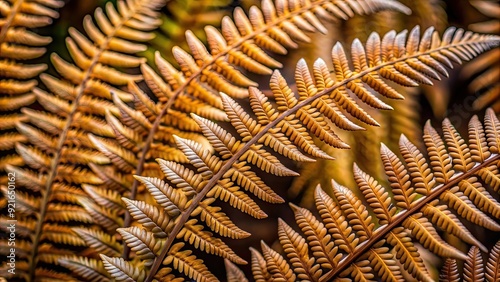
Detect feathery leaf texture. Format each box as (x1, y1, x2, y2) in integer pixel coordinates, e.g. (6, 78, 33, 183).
(101, 26, 500, 281)
(289, 0, 450, 207)
(91, 0, 413, 199)
(1, 0, 165, 280)
(225, 259, 249, 282)
(85, 0, 413, 267)
(0, 0, 64, 176)
(253, 111, 500, 281)
(93, 0, 413, 175)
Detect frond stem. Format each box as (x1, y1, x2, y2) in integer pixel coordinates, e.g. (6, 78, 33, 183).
(144, 36, 497, 281)
(320, 153, 500, 281)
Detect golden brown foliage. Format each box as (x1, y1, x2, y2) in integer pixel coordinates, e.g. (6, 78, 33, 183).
(252, 111, 500, 281)
(1, 0, 165, 280)
(1, 1, 499, 281)
(0, 0, 64, 171)
(60, 1, 413, 280)
(440, 241, 500, 282)
(100, 26, 499, 281)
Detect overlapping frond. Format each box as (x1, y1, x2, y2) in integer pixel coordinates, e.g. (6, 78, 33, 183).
(0, 0, 64, 176)
(101, 27, 500, 281)
(83, 0, 413, 274)
(252, 112, 500, 281)
(486, 240, 500, 282)
(89, 0, 413, 215)
(95, 0, 413, 169)
(1, 0, 166, 280)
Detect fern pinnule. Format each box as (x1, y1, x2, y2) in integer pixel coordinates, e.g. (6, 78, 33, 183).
(225, 258, 249, 282)
(277, 217, 322, 280)
(253, 111, 499, 281)
(101, 255, 147, 282)
(260, 240, 296, 281)
(486, 240, 500, 281)
(102, 26, 500, 281)
(464, 246, 484, 281)
(439, 259, 460, 282)
(59, 256, 111, 282)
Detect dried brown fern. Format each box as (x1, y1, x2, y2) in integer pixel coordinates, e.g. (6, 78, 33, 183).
(99, 26, 500, 281)
(289, 0, 449, 206)
(0, 0, 166, 280)
(72, 0, 412, 275)
(0, 0, 64, 173)
(97, 0, 412, 214)
(251, 110, 500, 281)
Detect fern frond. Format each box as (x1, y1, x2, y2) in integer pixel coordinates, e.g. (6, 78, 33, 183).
(3, 0, 166, 280)
(59, 257, 111, 282)
(179, 219, 246, 264)
(254, 112, 500, 281)
(464, 246, 484, 281)
(163, 242, 218, 282)
(90, 1, 414, 272)
(486, 240, 500, 282)
(289, 202, 341, 269)
(250, 247, 271, 282)
(261, 240, 296, 281)
(225, 258, 249, 282)
(118, 226, 160, 266)
(105, 26, 499, 281)
(101, 254, 147, 282)
(73, 227, 122, 257)
(278, 217, 323, 280)
(439, 259, 459, 282)
(93, 0, 412, 226)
